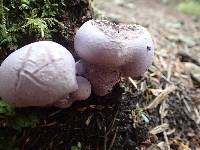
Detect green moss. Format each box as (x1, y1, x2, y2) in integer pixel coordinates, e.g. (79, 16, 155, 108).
(178, 0, 200, 16)
(0, 0, 93, 53)
(0, 100, 15, 115)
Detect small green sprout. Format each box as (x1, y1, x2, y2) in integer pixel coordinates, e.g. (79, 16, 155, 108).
(131, 105, 150, 128)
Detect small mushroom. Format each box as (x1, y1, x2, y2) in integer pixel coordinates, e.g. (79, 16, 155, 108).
(54, 76, 91, 108)
(74, 20, 154, 96)
(0, 41, 91, 107)
(70, 76, 91, 101)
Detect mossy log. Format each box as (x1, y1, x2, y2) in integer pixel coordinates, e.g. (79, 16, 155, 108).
(0, 0, 94, 61)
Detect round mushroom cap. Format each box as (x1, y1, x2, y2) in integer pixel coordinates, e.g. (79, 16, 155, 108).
(74, 19, 154, 67)
(0, 41, 78, 107)
(70, 76, 91, 101)
(120, 27, 154, 77)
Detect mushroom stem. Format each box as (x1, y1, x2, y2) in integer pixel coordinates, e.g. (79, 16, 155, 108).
(76, 60, 121, 96)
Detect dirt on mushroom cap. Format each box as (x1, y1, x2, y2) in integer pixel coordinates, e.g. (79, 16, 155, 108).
(93, 19, 146, 42)
(74, 19, 154, 67)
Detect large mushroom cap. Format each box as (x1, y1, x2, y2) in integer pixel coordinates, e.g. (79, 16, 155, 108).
(0, 41, 78, 107)
(74, 19, 154, 67)
(121, 27, 154, 77)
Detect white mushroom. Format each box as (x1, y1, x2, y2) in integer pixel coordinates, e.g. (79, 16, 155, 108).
(53, 76, 91, 108)
(76, 61, 120, 96)
(70, 76, 91, 101)
(74, 20, 154, 96)
(0, 41, 90, 107)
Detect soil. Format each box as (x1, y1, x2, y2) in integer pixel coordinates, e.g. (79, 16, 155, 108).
(0, 0, 200, 150)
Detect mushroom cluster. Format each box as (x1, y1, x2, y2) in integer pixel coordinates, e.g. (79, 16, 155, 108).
(0, 19, 154, 108)
(74, 20, 154, 96)
(0, 41, 91, 108)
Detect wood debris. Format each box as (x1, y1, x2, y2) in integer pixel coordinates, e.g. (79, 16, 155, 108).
(146, 85, 177, 110)
(149, 123, 169, 135)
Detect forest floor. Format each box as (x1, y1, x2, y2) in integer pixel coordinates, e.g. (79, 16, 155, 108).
(0, 0, 200, 150)
(95, 0, 200, 149)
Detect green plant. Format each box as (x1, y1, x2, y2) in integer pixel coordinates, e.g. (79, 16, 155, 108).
(0, 113, 39, 150)
(0, 99, 39, 129)
(0, 99, 15, 115)
(0, 99, 39, 149)
(71, 142, 82, 150)
(178, 0, 200, 16)
(9, 113, 39, 131)
(0, 0, 65, 50)
(131, 106, 150, 128)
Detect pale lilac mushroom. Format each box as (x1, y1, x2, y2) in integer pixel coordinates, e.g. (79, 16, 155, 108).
(76, 60, 120, 96)
(0, 41, 91, 108)
(54, 76, 91, 108)
(74, 19, 154, 96)
(70, 76, 91, 101)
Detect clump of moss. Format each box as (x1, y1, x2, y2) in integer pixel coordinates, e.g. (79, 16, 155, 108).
(178, 0, 200, 16)
(0, 0, 93, 58)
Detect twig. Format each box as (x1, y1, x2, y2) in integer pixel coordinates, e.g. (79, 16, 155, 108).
(128, 77, 138, 89)
(159, 98, 171, 150)
(183, 99, 192, 113)
(159, 100, 169, 119)
(151, 64, 173, 84)
(163, 131, 170, 150)
(108, 128, 118, 150)
(146, 85, 177, 110)
(47, 109, 63, 118)
(106, 104, 119, 135)
(167, 62, 173, 81)
(149, 123, 169, 135)
(104, 126, 107, 150)
(39, 122, 57, 127)
(194, 107, 200, 124)
(103, 105, 119, 150)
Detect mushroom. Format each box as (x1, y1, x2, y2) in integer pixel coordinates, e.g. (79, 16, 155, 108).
(53, 76, 91, 108)
(74, 19, 154, 96)
(70, 76, 91, 101)
(76, 60, 120, 96)
(0, 41, 91, 107)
